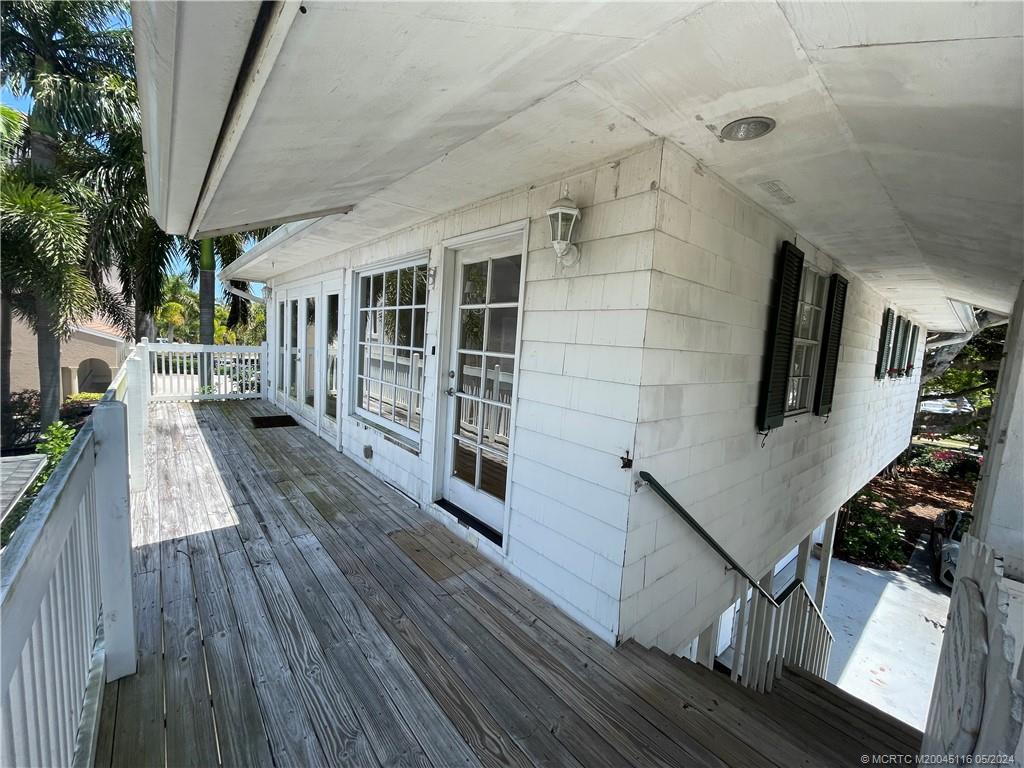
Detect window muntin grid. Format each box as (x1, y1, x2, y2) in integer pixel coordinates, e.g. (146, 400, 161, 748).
(355, 263, 428, 436)
(785, 267, 828, 415)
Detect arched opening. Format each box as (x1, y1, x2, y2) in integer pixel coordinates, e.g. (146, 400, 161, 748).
(77, 358, 112, 393)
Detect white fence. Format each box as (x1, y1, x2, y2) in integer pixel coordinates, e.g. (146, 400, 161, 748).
(148, 341, 266, 401)
(1, 350, 141, 767)
(731, 578, 834, 692)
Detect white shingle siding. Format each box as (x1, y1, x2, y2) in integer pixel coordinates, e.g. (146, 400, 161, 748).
(266, 140, 666, 642)
(263, 137, 924, 649)
(620, 141, 925, 654)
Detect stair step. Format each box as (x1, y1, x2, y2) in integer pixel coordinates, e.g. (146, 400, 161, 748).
(624, 642, 885, 767)
(618, 641, 833, 768)
(624, 640, 924, 763)
(778, 671, 925, 753)
(784, 665, 923, 749)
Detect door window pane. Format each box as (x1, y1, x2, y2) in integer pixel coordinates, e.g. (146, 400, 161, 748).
(485, 307, 518, 354)
(462, 261, 488, 304)
(324, 294, 339, 421)
(277, 302, 285, 393)
(482, 356, 514, 403)
(452, 440, 477, 486)
(288, 300, 298, 398)
(455, 397, 480, 443)
(479, 449, 508, 501)
(489, 254, 522, 303)
(457, 354, 483, 396)
(304, 298, 316, 408)
(481, 403, 511, 452)
(459, 309, 485, 350)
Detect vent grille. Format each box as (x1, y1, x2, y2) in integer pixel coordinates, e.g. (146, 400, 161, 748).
(758, 179, 796, 205)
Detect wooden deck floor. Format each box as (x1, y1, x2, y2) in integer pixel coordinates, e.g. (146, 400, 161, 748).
(96, 400, 920, 768)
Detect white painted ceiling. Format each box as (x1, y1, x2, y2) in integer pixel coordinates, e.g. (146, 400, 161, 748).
(135, 1, 1024, 330)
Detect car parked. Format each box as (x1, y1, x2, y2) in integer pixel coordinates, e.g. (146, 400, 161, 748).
(929, 509, 973, 588)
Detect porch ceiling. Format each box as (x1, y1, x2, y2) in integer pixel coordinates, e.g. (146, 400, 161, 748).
(134, 1, 1024, 330)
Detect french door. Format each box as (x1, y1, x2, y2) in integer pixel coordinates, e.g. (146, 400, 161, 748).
(442, 232, 524, 533)
(283, 291, 318, 423)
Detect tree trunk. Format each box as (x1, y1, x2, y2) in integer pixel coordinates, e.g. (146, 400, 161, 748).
(35, 294, 62, 428)
(1, 288, 13, 438)
(198, 239, 215, 389)
(134, 308, 156, 343)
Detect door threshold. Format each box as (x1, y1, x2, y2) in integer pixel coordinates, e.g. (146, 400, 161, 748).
(435, 498, 503, 547)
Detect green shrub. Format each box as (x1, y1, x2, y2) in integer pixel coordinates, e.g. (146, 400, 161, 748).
(1, 421, 78, 548)
(839, 493, 907, 567)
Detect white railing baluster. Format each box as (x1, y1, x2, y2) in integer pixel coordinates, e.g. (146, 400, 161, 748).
(146, 343, 265, 402)
(731, 586, 748, 683)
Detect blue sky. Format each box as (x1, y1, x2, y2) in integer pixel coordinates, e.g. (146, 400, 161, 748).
(2, 85, 32, 112)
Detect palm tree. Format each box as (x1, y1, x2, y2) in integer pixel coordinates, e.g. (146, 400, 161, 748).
(180, 230, 271, 342)
(1, 0, 134, 425)
(1, 109, 95, 428)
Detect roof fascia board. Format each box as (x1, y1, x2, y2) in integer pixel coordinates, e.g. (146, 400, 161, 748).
(131, 0, 178, 232)
(188, 0, 302, 238)
(219, 217, 325, 282)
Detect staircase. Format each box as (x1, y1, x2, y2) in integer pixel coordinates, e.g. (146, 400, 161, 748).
(623, 640, 923, 766)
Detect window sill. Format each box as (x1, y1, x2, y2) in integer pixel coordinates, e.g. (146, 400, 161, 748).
(352, 414, 421, 456)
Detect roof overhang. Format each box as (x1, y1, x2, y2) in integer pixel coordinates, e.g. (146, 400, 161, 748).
(136, 1, 1024, 331)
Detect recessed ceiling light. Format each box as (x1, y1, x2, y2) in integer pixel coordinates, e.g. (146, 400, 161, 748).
(720, 116, 776, 142)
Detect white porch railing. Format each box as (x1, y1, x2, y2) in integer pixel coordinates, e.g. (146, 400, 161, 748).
(731, 578, 834, 692)
(1, 348, 142, 767)
(148, 341, 267, 401)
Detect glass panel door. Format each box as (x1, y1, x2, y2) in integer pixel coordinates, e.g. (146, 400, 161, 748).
(303, 296, 317, 414)
(324, 293, 339, 422)
(276, 301, 285, 395)
(287, 299, 299, 401)
(444, 236, 522, 533)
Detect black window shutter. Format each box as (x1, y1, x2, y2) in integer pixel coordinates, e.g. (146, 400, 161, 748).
(875, 309, 894, 379)
(905, 325, 920, 376)
(813, 274, 848, 416)
(757, 241, 804, 430)
(889, 316, 905, 377)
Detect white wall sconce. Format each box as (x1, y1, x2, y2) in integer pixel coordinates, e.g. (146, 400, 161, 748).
(546, 196, 581, 267)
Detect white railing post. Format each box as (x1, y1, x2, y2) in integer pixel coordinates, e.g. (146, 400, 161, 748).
(126, 339, 149, 492)
(91, 401, 137, 681)
(261, 341, 270, 397)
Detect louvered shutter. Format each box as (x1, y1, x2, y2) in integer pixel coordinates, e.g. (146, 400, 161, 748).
(894, 317, 910, 376)
(875, 309, 894, 379)
(905, 325, 920, 376)
(757, 241, 804, 430)
(813, 274, 848, 416)
(888, 316, 903, 376)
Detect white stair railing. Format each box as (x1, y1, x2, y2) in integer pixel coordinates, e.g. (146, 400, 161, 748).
(1, 349, 140, 767)
(148, 341, 267, 401)
(732, 578, 834, 692)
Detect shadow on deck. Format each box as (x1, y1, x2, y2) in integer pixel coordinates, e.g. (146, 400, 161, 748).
(96, 401, 919, 768)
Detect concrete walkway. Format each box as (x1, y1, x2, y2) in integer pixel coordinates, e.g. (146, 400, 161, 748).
(811, 538, 950, 730)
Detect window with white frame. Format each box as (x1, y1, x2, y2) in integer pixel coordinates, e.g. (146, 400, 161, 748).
(354, 262, 428, 436)
(786, 266, 829, 414)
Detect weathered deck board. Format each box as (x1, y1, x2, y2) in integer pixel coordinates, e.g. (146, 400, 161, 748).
(95, 401, 920, 768)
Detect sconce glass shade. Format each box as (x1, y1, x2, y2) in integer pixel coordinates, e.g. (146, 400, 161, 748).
(546, 197, 581, 266)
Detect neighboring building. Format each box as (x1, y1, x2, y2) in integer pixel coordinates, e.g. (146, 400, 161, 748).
(129, 0, 1022, 757)
(9, 317, 129, 398)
